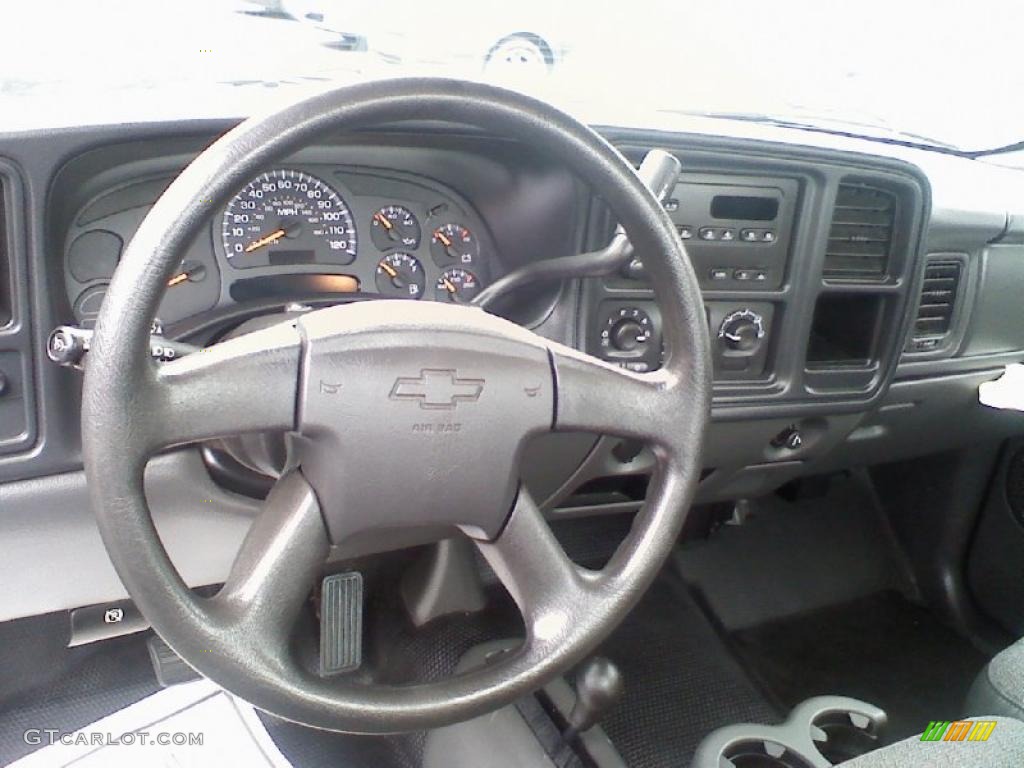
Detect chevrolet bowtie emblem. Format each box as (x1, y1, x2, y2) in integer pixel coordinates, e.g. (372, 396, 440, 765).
(389, 369, 485, 410)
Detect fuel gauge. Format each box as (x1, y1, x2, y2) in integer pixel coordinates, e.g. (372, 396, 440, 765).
(435, 268, 481, 304)
(375, 253, 425, 299)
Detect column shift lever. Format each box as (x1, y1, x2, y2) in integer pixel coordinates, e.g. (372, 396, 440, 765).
(563, 656, 624, 744)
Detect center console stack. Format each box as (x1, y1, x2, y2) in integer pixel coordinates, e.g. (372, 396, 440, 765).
(582, 145, 927, 417)
(591, 172, 797, 382)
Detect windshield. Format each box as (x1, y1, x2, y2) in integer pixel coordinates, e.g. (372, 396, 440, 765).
(4, 0, 1023, 154)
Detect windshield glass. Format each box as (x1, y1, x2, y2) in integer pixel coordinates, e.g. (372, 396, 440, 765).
(4, 0, 1022, 153)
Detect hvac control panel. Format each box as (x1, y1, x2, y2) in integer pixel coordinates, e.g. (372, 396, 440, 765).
(590, 300, 775, 380)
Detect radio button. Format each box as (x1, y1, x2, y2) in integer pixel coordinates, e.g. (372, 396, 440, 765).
(739, 228, 777, 243)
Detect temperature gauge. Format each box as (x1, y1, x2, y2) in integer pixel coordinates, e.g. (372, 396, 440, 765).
(435, 268, 481, 304)
(375, 253, 425, 299)
(430, 223, 478, 267)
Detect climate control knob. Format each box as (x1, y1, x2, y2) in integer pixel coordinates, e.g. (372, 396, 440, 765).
(600, 307, 654, 356)
(718, 309, 765, 352)
(611, 319, 647, 351)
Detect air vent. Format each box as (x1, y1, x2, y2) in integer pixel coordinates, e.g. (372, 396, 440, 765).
(0, 177, 8, 327)
(911, 259, 962, 348)
(824, 183, 896, 280)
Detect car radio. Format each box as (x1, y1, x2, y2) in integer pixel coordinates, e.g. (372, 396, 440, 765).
(621, 173, 799, 292)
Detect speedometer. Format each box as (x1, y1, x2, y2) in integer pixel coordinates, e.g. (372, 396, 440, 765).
(221, 169, 357, 268)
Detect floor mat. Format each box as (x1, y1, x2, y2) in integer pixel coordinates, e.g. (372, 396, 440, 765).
(8, 679, 290, 768)
(258, 715, 403, 768)
(0, 628, 160, 766)
(676, 474, 915, 631)
(730, 591, 990, 743)
(596, 576, 780, 768)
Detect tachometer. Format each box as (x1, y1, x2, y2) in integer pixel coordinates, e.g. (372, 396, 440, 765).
(221, 169, 357, 268)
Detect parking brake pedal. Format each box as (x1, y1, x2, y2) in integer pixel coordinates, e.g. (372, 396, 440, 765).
(320, 571, 363, 676)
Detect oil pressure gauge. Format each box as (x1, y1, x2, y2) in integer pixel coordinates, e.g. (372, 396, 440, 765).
(371, 205, 420, 251)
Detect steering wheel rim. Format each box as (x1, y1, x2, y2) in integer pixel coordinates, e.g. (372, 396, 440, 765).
(81, 78, 711, 733)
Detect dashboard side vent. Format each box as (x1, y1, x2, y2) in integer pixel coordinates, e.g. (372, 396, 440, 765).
(910, 259, 963, 350)
(0, 178, 8, 327)
(824, 183, 896, 280)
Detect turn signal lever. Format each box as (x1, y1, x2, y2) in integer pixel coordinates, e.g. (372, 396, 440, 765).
(471, 149, 682, 309)
(47, 325, 198, 370)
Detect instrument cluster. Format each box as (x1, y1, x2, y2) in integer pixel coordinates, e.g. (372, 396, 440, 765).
(63, 165, 497, 330)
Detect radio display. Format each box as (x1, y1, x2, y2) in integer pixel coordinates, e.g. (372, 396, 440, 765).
(710, 195, 779, 221)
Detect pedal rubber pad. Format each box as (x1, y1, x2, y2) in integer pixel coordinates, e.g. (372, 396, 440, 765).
(147, 635, 200, 687)
(320, 571, 363, 676)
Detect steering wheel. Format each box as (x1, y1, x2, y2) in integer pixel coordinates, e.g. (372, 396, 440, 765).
(81, 78, 710, 733)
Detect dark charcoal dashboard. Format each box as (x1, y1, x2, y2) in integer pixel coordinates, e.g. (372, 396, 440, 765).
(1, 115, 1023, 621)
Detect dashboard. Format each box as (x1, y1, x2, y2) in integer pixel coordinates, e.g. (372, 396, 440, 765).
(0, 111, 1023, 621)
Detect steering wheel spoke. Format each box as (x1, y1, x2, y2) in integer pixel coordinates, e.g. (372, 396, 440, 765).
(474, 487, 597, 648)
(549, 341, 684, 451)
(142, 321, 301, 452)
(209, 471, 329, 653)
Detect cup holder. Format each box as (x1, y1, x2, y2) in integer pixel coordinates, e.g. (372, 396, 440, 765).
(690, 696, 888, 768)
(724, 739, 816, 768)
(810, 711, 881, 764)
